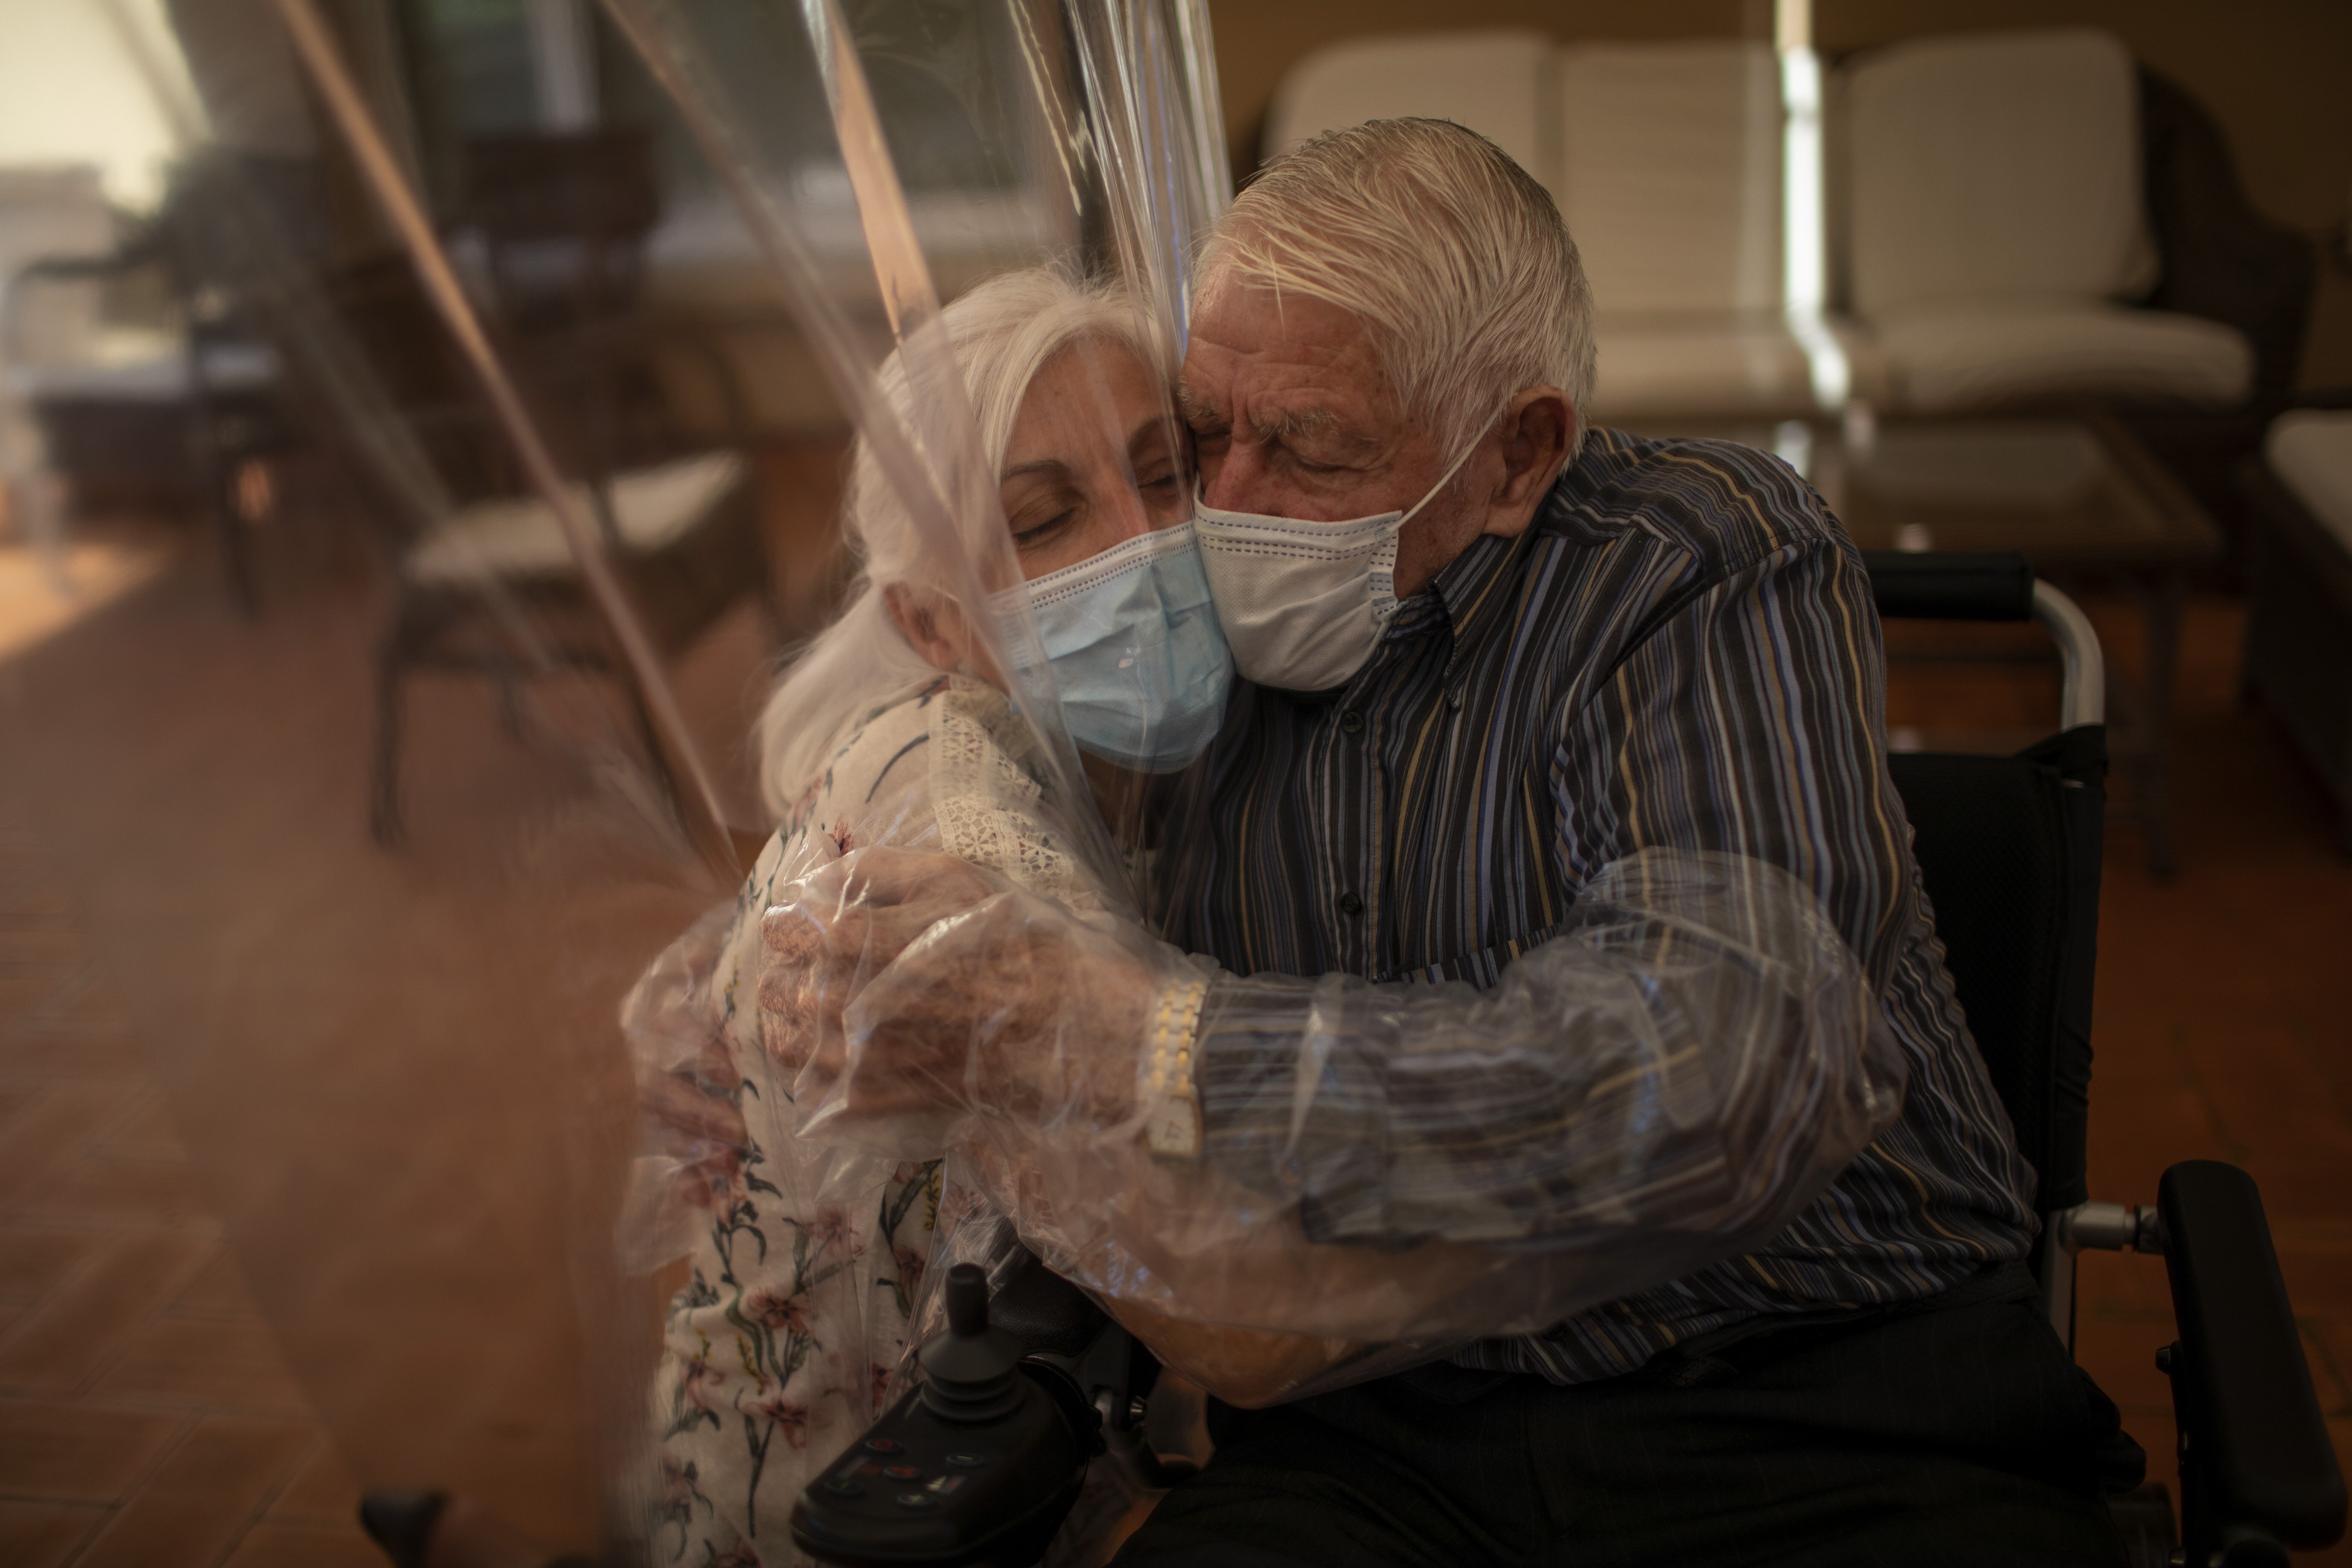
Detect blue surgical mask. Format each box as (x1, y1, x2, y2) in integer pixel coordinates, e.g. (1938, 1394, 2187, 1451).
(998, 523, 1234, 772)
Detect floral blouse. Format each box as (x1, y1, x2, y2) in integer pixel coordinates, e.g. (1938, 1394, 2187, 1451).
(628, 675, 1093, 1568)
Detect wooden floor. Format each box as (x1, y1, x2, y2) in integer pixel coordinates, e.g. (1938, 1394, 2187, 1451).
(0, 496, 2345, 1566)
(0, 821, 381, 1568)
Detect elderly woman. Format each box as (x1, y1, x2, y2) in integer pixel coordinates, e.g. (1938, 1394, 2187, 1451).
(629, 263, 1225, 1568)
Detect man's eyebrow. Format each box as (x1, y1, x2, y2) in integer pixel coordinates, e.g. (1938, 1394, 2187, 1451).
(1175, 385, 1372, 449)
(1264, 405, 1341, 441)
(1264, 405, 1380, 451)
(1175, 384, 1223, 427)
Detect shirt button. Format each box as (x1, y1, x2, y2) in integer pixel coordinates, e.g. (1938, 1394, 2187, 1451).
(1339, 891, 1364, 916)
(1339, 710, 1365, 735)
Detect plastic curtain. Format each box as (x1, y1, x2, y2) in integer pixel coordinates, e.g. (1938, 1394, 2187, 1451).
(2, 0, 791, 1553)
(594, 3, 1236, 1558)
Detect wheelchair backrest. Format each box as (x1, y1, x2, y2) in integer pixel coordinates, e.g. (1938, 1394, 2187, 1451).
(1867, 551, 2107, 1216)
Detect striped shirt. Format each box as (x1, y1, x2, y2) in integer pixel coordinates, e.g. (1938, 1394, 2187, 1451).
(1157, 429, 2039, 1385)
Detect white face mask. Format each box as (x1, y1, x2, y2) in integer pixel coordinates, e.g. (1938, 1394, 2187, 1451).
(1193, 441, 1478, 692)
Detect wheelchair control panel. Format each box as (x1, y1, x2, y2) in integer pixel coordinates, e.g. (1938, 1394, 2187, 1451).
(789, 1259, 1119, 1568)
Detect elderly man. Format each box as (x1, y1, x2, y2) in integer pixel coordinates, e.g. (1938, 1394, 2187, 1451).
(765, 120, 2142, 1565)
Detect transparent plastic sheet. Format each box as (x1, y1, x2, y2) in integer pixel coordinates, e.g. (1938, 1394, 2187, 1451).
(598, 6, 1910, 1561)
(0, 11, 1921, 1568)
(0, 0, 790, 1553)
(753, 845, 1909, 1406)
(593, 2, 1236, 1559)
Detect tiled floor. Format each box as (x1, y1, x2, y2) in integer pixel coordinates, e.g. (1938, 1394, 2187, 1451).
(0, 825, 378, 1568)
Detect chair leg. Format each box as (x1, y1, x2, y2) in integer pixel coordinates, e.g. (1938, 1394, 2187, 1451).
(755, 573, 789, 650)
(213, 465, 259, 620)
(493, 663, 526, 742)
(623, 676, 685, 831)
(370, 625, 409, 847)
(2337, 741, 2352, 862)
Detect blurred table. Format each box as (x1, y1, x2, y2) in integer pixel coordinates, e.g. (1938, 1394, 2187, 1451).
(1628, 413, 2225, 876)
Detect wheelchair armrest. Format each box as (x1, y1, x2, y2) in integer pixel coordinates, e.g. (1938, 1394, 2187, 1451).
(987, 1245, 1115, 1359)
(1860, 550, 2035, 621)
(2158, 1160, 2346, 1556)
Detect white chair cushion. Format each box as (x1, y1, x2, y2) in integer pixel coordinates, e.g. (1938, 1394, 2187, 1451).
(6, 329, 279, 403)
(404, 449, 747, 585)
(1841, 28, 2158, 318)
(1588, 317, 1816, 420)
(1260, 30, 1552, 181)
(1868, 302, 2250, 414)
(1558, 40, 1781, 317)
(2266, 411, 2352, 558)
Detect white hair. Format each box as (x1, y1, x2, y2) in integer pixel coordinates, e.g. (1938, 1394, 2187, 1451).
(1200, 118, 1596, 458)
(755, 264, 1163, 821)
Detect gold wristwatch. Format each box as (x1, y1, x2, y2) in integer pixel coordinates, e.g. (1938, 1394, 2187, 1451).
(1140, 973, 1209, 1160)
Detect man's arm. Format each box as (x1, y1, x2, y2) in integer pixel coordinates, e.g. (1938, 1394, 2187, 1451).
(1191, 532, 1919, 1243)
(762, 847, 1901, 1345)
(757, 532, 1912, 1344)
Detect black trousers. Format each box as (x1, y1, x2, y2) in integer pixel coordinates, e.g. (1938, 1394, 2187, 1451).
(1114, 1281, 2143, 1567)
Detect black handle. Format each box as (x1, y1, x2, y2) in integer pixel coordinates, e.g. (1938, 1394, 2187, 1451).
(2159, 1160, 2347, 1555)
(919, 1264, 1023, 1423)
(1862, 550, 2035, 622)
(944, 1262, 990, 1337)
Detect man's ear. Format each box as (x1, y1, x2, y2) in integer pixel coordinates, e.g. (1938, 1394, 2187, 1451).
(1480, 385, 1575, 539)
(882, 583, 966, 672)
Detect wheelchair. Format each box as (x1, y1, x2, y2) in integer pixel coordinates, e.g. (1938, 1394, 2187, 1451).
(786, 553, 2347, 1568)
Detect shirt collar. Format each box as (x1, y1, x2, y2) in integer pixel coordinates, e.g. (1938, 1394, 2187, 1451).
(1381, 517, 1544, 679)
(1378, 436, 1637, 670)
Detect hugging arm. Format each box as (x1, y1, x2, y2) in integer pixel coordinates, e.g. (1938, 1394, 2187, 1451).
(761, 537, 1912, 1353)
(763, 847, 1902, 1354)
(1192, 532, 1923, 1254)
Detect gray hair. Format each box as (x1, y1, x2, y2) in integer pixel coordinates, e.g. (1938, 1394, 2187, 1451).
(755, 264, 1163, 820)
(1200, 118, 1596, 459)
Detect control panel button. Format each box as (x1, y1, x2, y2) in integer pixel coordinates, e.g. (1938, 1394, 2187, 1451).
(882, 1465, 921, 1481)
(819, 1477, 863, 1498)
(863, 1437, 903, 1454)
(944, 1452, 987, 1469)
(895, 1491, 937, 1510)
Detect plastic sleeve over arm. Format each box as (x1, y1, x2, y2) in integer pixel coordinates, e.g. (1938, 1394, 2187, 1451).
(812, 845, 1907, 1350)
(1188, 849, 1906, 1254)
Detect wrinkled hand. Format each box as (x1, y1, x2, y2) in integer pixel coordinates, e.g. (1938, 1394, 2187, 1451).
(757, 847, 1160, 1128)
(633, 1024, 748, 1210)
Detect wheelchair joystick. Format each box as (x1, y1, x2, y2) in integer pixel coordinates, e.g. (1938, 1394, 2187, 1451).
(789, 1263, 1092, 1568)
(918, 1267, 1025, 1424)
